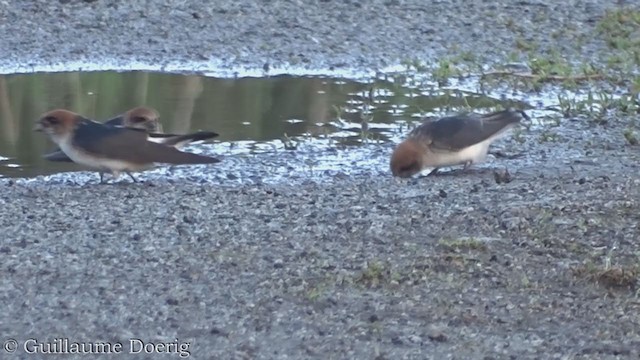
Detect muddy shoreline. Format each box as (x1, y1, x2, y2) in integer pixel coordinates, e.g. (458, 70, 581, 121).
(1, 1, 640, 359)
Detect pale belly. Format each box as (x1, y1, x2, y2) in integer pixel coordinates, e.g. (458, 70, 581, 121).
(426, 139, 492, 167)
(423, 125, 515, 168)
(59, 141, 149, 173)
(424, 124, 519, 168)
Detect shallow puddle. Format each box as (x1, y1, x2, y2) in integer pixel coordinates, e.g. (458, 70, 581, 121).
(0, 70, 549, 181)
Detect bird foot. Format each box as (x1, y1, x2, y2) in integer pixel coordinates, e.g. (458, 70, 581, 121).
(126, 172, 139, 183)
(98, 172, 108, 185)
(426, 168, 440, 176)
(97, 171, 139, 184)
(420, 165, 482, 177)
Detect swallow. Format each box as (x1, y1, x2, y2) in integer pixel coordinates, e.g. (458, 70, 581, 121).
(35, 109, 221, 183)
(43, 106, 162, 162)
(110, 106, 219, 148)
(43, 106, 216, 162)
(390, 109, 528, 178)
(104, 106, 164, 133)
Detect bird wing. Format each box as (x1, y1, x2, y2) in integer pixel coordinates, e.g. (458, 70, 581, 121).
(415, 110, 522, 151)
(103, 115, 124, 126)
(72, 121, 220, 165)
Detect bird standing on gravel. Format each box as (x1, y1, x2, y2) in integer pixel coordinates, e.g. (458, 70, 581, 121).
(35, 109, 221, 183)
(390, 109, 527, 178)
(43, 106, 161, 162)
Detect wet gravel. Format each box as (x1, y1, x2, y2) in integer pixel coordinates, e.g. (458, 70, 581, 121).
(2, 0, 640, 359)
(0, 0, 636, 72)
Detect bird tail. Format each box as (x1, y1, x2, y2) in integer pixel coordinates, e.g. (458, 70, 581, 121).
(143, 142, 221, 165)
(148, 131, 219, 148)
(166, 152, 221, 165)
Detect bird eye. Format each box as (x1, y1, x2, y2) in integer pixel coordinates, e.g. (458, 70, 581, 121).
(397, 162, 420, 177)
(400, 163, 418, 173)
(45, 116, 60, 125)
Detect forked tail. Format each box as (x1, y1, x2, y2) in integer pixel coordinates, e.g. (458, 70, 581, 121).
(148, 131, 219, 148)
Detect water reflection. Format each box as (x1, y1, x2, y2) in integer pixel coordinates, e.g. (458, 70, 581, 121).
(0, 71, 529, 178)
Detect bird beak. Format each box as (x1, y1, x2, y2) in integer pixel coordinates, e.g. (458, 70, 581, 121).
(33, 122, 43, 132)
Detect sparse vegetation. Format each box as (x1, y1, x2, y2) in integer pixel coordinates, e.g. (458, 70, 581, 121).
(623, 129, 638, 145)
(573, 262, 639, 290)
(386, 6, 640, 134)
(353, 260, 395, 288)
(538, 130, 559, 143)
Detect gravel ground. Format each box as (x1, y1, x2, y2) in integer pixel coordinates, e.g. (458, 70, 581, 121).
(0, 0, 635, 72)
(1, 0, 640, 359)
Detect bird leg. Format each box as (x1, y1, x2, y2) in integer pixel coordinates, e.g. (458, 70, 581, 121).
(427, 167, 440, 176)
(462, 161, 472, 171)
(126, 172, 138, 183)
(98, 171, 106, 184)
